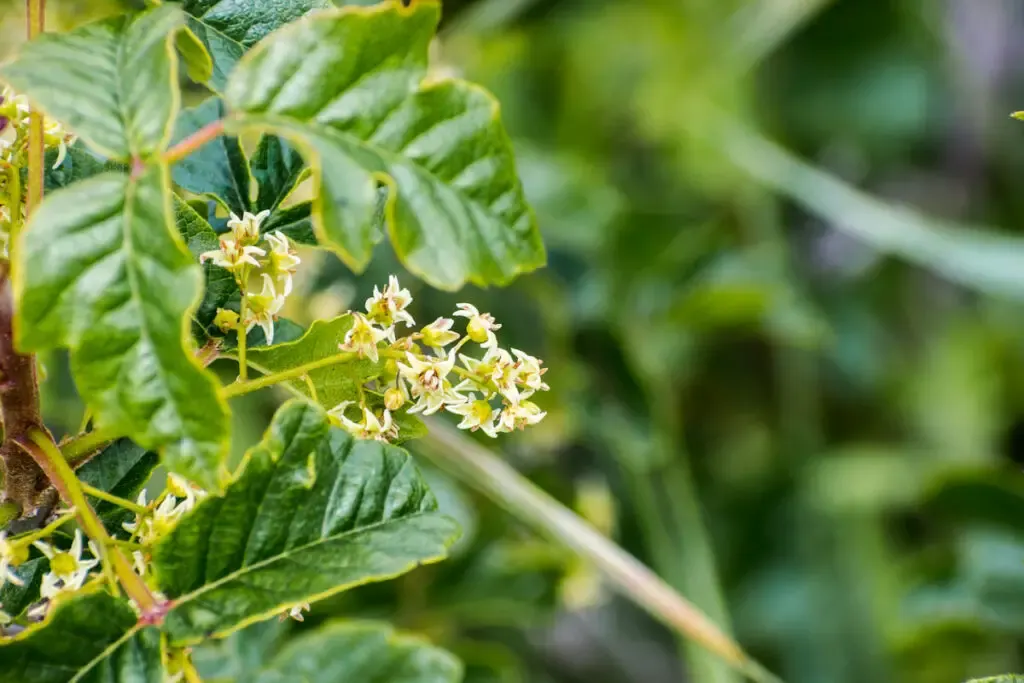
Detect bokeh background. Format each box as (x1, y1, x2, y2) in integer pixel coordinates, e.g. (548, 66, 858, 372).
(9, 1, 1024, 682)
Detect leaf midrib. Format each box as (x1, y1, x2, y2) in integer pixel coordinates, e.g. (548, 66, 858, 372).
(171, 509, 440, 606)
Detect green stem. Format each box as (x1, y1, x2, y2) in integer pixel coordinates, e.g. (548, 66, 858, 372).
(237, 294, 249, 381)
(419, 420, 781, 683)
(80, 482, 147, 515)
(11, 508, 75, 545)
(61, 428, 115, 466)
(23, 430, 157, 612)
(5, 165, 22, 245)
(223, 350, 358, 398)
(24, 0, 44, 222)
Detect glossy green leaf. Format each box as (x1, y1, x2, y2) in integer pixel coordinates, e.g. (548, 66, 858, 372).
(15, 168, 230, 493)
(261, 202, 316, 245)
(152, 400, 459, 644)
(0, 585, 161, 683)
(244, 315, 381, 408)
(0, 5, 190, 161)
(250, 135, 307, 213)
(224, 0, 544, 290)
(0, 558, 46, 620)
(174, 0, 329, 92)
(171, 97, 250, 215)
(76, 439, 159, 532)
(43, 144, 116, 191)
(183, 16, 244, 92)
(254, 621, 462, 683)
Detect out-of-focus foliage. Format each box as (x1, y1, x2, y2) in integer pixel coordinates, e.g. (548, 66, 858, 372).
(10, 0, 1024, 682)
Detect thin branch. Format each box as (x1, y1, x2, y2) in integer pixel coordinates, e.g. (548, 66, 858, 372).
(418, 421, 783, 683)
(24, 0, 44, 218)
(221, 351, 358, 398)
(23, 430, 158, 613)
(163, 119, 224, 166)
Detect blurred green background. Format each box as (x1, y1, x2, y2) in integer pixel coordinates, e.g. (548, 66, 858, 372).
(10, 1, 1024, 682)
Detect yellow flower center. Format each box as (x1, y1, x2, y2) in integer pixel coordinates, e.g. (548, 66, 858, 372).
(50, 552, 77, 577)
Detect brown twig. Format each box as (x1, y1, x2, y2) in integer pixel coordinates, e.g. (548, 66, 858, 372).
(0, 269, 48, 514)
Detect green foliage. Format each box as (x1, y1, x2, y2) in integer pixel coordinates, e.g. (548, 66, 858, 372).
(152, 400, 459, 644)
(224, 0, 544, 290)
(0, 5, 191, 161)
(0, 585, 160, 683)
(75, 439, 158, 531)
(171, 97, 250, 215)
(14, 168, 230, 491)
(197, 620, 463, 683)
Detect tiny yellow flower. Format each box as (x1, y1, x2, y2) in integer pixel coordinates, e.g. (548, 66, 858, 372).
(454, 303, 501, 348)
(262, 230, 301, 296)
(213, 307, 240, 333)
(200, 238, 265, 272)
(245, 274, 285, 345)
(339, 312, 388, 363)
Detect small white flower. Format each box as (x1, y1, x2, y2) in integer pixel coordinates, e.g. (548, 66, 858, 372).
(339, 312, 388, 363)
(328, 402, 398, 442)
(0, 533, 27, 588)
(245, 274, 285, 345)
(200, 238, 265, 272)
(281, 603, 310, 622)
(511, 348, 550, 397)
(365, 275, 415, 338)
(496, 400, 547, 433)
(419, 317, 461, 354)
(447, 398, 500, 438)
(33, 531, 99, 600)
(132, 550, 148, 576)
(454, 303, 501, 349)
(263, 230, 301, 296)
(486, 348, 520, 405)
(397, 350, 464, 415)
(42, 118, 75, 169)
(227, 210, 270, 244)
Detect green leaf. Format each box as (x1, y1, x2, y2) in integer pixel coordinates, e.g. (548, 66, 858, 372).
(15, 168, 230, 493)
(0, 5, 190, 161)
(244, 315, 381, 408)
(173, 0, 329, 92)
(254, 620, 463, 683)
(0, 584, 161, 683)
(43, 143, 115, 191)
(152, 400, 459, 645)
(183, 16, 244, 92)
(250, 135, 307, 213)
(76, 439, 159, 532)
(193, 619, 462, 683)
(0, 558, 46, 619)
(171, 97, 251, 215)
(224, 0, 544, 290)
(261, 202, 316, 245)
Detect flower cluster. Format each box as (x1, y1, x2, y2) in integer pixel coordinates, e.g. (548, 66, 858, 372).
(0, 86, 77, 259)
(202, 210, 301, 344)
(328, 276, 549, 443)
(121, 473, 205, 547)
(0, 86, 76, 169)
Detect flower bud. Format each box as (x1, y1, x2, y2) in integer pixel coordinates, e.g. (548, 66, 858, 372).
(213, 307, 241, 333)
(466, 317, 489, 344)
(384, 387, 405, 411)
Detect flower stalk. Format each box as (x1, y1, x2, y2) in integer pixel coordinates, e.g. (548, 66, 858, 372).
(22, 430, 158, 613)
(24, 0, 44, 220)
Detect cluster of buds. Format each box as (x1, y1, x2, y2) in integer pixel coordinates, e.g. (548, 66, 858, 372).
(0, 86, 77, 259)
(328, 276, 549, 443)
(203, 210, 301, 344)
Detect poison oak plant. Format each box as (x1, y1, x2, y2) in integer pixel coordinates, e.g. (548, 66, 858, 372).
(0, 0, 555, 679)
